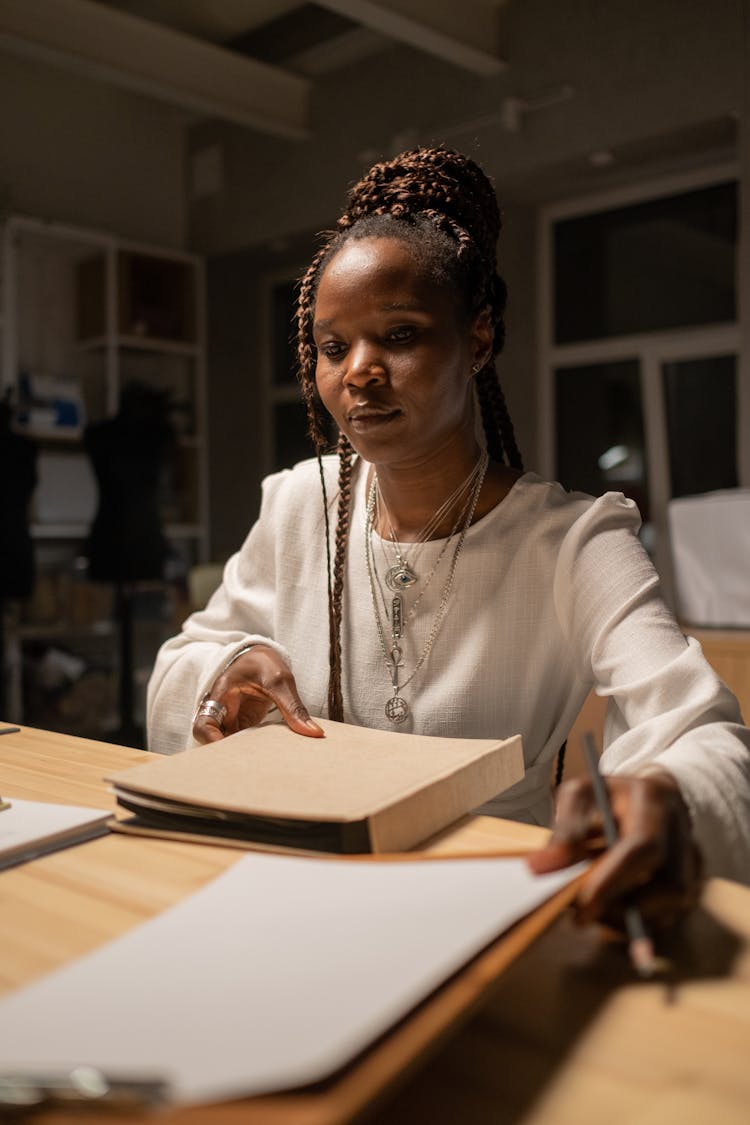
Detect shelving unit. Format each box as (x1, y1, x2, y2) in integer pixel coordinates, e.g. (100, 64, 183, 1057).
(0, 215, 208, 741)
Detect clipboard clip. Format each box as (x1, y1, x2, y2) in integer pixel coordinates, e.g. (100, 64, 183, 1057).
(0, 1065, 170, 1113)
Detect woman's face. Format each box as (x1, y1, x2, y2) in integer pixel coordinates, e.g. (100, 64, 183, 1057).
(313, 236, 490, 468)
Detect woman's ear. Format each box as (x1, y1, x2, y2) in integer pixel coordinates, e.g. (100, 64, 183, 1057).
(469, 306, 493, 374)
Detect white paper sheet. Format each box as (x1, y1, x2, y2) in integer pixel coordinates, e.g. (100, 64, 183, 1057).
(0, 853, 584, 1104)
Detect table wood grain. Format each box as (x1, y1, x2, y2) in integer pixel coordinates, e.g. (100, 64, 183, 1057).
(1, 724, 749, 1125)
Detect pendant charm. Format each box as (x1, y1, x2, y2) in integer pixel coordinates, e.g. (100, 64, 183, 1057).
(391, 596, 403, 638)
(386, 564, 418, 592)
(385, 694, 409, 723)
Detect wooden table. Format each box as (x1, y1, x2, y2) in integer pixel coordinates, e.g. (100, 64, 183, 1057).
(1, 725, 749, 1125)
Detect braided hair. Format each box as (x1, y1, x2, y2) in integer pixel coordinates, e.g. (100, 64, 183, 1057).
(295, 146, 523, 720)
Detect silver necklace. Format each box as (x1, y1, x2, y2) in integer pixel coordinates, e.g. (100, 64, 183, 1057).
(371, 478, 477, 629)
(376, 458, 485, 593)
(365, 451, 489, 723)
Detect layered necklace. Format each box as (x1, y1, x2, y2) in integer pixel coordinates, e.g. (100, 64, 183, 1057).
(380, 459, 487, 593)
(365, 451, 489, 723)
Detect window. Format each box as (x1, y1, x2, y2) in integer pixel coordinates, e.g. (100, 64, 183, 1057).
(542, 169, 740, 596)
(555, 359, 649, 520)
(271, 279, 299, 388)
(662, 354, 737, 498)
(264, 276, 318, 474)
(554, 182, 737, 343)
(263, 275, 339, 474)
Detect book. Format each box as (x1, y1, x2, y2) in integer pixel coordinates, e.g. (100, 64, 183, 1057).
(0, 797, 110, 870)
(108, 719, 524, 854)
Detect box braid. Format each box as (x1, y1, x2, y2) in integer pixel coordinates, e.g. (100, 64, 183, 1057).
(295, 146, 523, 720)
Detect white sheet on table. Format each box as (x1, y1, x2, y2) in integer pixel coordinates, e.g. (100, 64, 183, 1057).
(0, 852, 584, 1104)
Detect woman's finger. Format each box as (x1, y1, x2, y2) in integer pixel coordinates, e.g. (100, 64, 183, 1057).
(191, 646, 322, 743)
(527, 777, 604, 873)
(530, 770, 702, 930)
(236, 680, 324, 737)
(581, 774, 701, 924)
(574, 832, 660, 924)
(193, 711, 228, 744)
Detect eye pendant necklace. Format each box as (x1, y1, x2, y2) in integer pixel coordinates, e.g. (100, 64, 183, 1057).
(385, 552, 418, 593)
(376, 457, 486, 594)
(372, 476, 478, 633)
(365, 451, 489, 723)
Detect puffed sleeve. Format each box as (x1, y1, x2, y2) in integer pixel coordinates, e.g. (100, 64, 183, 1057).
(553, 491, 750, 884)
(146, 470, 293, 755)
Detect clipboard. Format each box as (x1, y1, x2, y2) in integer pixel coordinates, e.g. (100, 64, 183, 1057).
(212, 865, 586, 1125)
(0, 852, 586, 1124)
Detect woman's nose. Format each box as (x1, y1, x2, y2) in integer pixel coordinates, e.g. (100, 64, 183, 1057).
(344, 342, 387, 386)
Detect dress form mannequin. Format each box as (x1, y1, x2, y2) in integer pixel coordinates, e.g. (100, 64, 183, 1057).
(0, 394, 37, 715)
(85, 383, 174, 583)
(84, 383, 174, 744)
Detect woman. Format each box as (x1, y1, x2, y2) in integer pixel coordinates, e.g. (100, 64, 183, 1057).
(148, 147, 750, 923)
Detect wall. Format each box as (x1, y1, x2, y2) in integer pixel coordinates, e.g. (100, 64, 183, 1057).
(188, 0, 744, 550)
(2, 1, 744, 601)
(188, 0, 742, 253)
(493, 202, 537, 471)
(0, 51, 189, 247)
(205, 252, 267, 558)
(741, 0, 750, 485)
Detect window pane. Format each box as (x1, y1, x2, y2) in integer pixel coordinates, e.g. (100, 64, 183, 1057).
(662, 355, 737, 498)
(271, 280, 299, 387)
(273, 401, 316, 471)
(554, 182, 737, 343)
(555, 360, 650, 521)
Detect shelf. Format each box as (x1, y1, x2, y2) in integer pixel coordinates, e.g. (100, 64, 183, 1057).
(31, 522, 90, 539)
(12, 429, 83, 446)
(2, 213, 208, 741)
(17, 429, 201, 452)
(14, 621, 115, 641)
(31, 522, 206, 540)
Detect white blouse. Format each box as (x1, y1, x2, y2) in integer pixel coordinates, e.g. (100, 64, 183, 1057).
(147, 456, 750, 883)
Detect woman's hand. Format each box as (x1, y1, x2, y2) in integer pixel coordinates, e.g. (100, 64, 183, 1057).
(192, 645, 324, 744)
(528, 771, 703, 929)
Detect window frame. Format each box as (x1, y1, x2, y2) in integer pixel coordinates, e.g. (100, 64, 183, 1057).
(260, 263, 309, 476)
(538, 162, 740, 604)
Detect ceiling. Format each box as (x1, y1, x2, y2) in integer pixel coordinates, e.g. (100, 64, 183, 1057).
(94, 0, 387, 73)
(0, 0, 509, 139)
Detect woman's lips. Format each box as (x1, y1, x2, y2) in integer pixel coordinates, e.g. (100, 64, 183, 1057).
(348, 408, 401, 432)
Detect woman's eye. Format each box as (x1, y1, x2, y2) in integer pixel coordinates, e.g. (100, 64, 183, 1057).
(319, 342, 345, 359)
(388, 326, 417, 343)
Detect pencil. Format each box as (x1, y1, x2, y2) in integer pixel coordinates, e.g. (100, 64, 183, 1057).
(580, 732, 663, 979)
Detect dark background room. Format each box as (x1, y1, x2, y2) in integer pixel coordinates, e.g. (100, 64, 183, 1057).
(0, 0, 748, 749)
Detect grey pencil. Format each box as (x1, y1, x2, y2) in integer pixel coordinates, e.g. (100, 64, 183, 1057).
(580, 731, 662, 979)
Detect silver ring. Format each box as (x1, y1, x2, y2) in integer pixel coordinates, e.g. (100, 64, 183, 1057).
(196, 698, 227, 728)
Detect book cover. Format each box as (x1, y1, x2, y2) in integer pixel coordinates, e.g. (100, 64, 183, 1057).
(108, 719, 524, 854)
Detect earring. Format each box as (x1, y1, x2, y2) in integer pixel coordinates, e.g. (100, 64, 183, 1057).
(471, 360, 483, 374)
